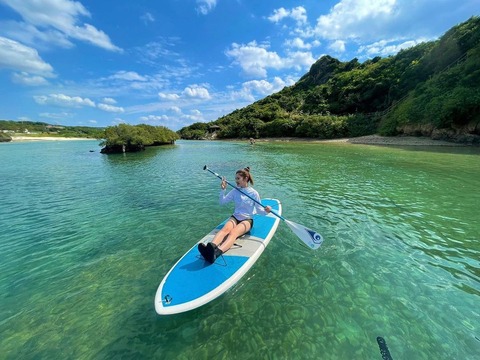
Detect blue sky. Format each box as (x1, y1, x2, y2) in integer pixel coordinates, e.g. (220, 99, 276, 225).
(0, 0, 477, 130)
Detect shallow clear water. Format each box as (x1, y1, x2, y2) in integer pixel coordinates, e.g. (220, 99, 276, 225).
(1, 140, 479, 359)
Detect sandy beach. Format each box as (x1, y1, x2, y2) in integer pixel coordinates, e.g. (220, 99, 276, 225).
(9, 136, 95, 142)
(7, 134, 470, 146)
(255, 135, 467, 146)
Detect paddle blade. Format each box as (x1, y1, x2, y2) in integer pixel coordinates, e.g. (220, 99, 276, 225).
(284, 219, 323, 250)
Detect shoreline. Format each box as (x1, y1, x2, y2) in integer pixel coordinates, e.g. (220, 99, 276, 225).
(253, 135, 468, 147)
(9, 136, 96, 142)
(7, 135, 473, 146)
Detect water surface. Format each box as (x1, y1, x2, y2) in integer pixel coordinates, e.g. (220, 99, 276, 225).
(1, 140, 479, 359)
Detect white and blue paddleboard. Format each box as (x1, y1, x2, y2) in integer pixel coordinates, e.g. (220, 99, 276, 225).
(155, 198, 281, 315)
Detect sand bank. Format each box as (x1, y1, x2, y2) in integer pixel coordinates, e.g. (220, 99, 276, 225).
(10, 136, 95, 142)
(255, 135, 466, 146)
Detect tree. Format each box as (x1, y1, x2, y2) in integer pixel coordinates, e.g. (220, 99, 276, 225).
(100, 124, 179, 153)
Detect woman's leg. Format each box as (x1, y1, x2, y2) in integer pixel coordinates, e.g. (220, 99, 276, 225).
(211, 218, 236, 246)
(218, 220, 252, 253)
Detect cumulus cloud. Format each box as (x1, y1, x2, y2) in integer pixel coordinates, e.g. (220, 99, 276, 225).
(196, 0, 217, 15)
(242, 77, 291, 96)
(226, 41, 283, 78)
(329, 40, 346, 53)
(226, 41, 315, 78)
(231, 76, 296, 102)
(0, 0, 121, 52)
(182, 85, 211, 99)
(159, 92, 180, 100)
(0, 36, 54, 76)
(284, 37, 313, 50)
(268, 6, 307, 25)
(102, 97, 117, 104)
(34, 93, 95, 108)
(314, 0, 397, 40)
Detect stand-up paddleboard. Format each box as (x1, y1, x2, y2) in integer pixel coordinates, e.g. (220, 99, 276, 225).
(155, 198, 281, 315)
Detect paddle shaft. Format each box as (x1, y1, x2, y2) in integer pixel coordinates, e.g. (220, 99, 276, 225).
(203, 166, 285, 221)
(204, 165, 323, 250)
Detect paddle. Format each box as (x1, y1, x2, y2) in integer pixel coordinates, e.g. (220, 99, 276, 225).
(203, 165, 324, 250)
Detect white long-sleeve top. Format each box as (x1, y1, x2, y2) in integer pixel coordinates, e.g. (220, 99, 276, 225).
(219, 187, 267, 221)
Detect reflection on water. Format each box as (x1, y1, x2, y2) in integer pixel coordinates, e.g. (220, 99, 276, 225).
(0, 140, 479, 359)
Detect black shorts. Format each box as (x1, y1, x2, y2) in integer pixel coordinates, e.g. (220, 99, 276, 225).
(230, 216, 253, 227)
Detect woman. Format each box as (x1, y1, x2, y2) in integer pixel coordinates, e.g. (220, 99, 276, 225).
(199, 167, 271, 263)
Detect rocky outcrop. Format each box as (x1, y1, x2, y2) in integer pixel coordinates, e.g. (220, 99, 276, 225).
(100, 144, 145, 154)
(0, 134, 12, 142)
(397, 120, 480, 145)
(100, 141, 175, 154)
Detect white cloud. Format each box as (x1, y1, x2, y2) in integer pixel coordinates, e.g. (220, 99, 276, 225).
(244, 76, 294, 95)
(226, 41, 315, 78)
(34, 93, 96, 108)
(268, 7, 289, 23)
(69, 23, 122, 52)
(110, 71, 147, 81)
(0, 20, 74, 49)
(314, 0, 397, 40)
(97, 103, 124, 113)
(141, 12, 155, 24)
(358, 39, 424, 57)
(196, 0, 217, 15)
(12, 72, 49, 86)
(268, 6, 307, 25)
(102, 97, 117, 104)
(39, 111, 72, 119)
(226, 41, 283, 78)
(285, 51, 316, 70)
(0, 0, 121, 52)
(159, 92, 180, 100)
(329, 40, 346, 53)
(139, 115, 169, 122)
(183, 85, 211, 99)
(284, 37, 312, 50)
(136, 40, 182, 65)
(182, 113, 204, 122)
(231, 76, 296, 102)
(0, 36, 55, 76)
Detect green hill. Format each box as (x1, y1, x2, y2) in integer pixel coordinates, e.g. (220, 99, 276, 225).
(179, 16, 480, 144)
(0, 120, 103, 139)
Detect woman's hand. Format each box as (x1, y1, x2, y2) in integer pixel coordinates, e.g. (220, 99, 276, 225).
(221, 177, 227, 190)
(265, 205, 271, 213)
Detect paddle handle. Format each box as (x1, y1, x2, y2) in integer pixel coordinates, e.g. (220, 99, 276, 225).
(203, 166, 285, 221)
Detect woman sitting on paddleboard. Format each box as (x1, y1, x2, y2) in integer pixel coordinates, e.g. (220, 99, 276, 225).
(199, 167, 271, 263)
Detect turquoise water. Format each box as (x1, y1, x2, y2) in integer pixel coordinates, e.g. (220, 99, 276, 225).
(1, 140, 479, 359)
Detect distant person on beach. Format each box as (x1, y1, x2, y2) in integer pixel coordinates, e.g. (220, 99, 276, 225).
(198, 167, 271, 263)
(249, 138, 255, 145)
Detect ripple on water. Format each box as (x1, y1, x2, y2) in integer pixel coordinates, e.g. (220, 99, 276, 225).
(0, 140, 479, 359)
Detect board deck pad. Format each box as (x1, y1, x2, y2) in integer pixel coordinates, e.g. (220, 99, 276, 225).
(155, 198, 281, 315)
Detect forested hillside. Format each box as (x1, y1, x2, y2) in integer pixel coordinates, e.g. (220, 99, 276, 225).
(0, 120, 103, 138)
(179, 16, 480, 144)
